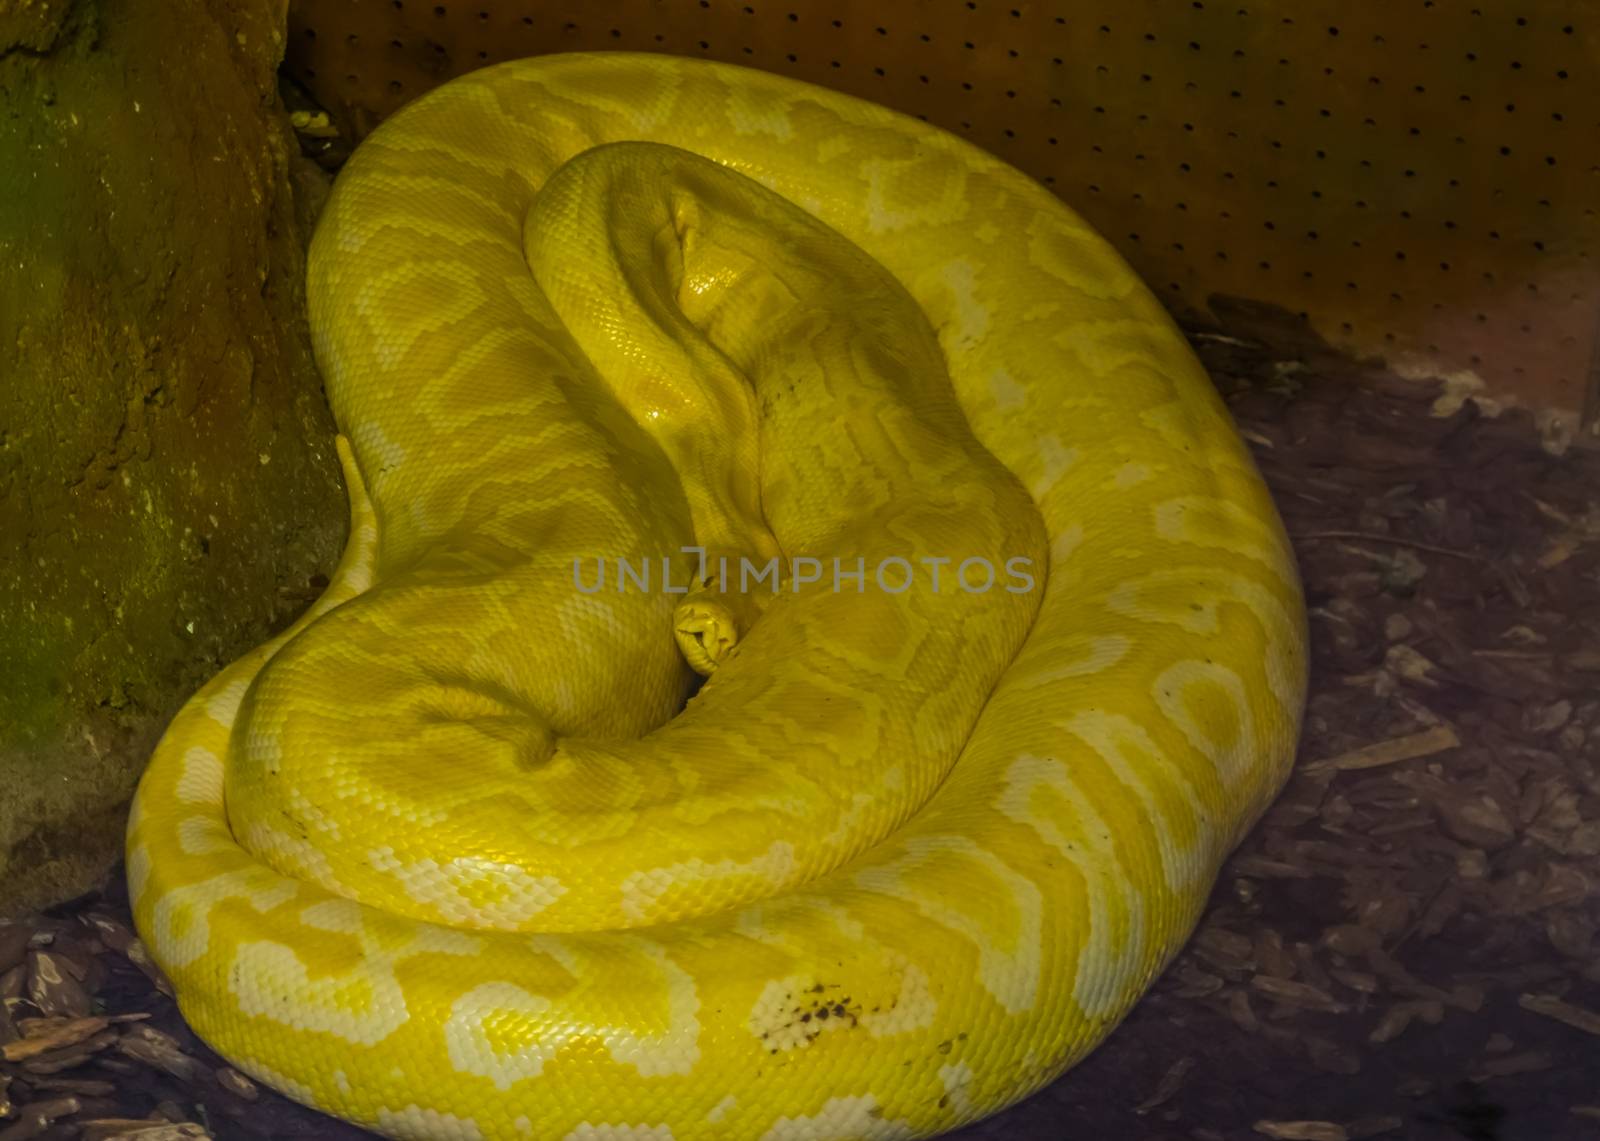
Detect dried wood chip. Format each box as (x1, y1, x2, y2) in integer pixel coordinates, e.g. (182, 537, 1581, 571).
(1518, 992, 1600, 1035)
(1472, 1050, 1554, 1080)
(1330, 969, 1379, 995)
(1428, 790, 1516, 849)
(25, 1077, 116, 1096)
(213, 1067, 258, 1101)
(1292, 944, 1335, 993)
(1250, 976, 1346, 1013)
(153, 1101, 189, 1123)
(1172, 963, 1226, 999)
(20, 1028, 120, 1073)
(77, 916, 135, 956)
(1369, 999, 1444, 1044)
(1523, 700, 1573, 734)
(121, 942, 175, 999)
(1253, 1121, 1348, 1141)
(0, 1096, 80, 1141)
(2, 1016, 110, 1061)
(114, 1027, 208, 1084)
(1546, 910, 1598, 958)
(0, 967, 24, 1001)
(25, 952, 92, 1019)
(1568, 821, 1600, 856)
(1224, 987, 1260, 1033)
(1231, 856, 1314, 879)
(1134, 1055, 1194, 1114)
(1384, 644, 1441, 687)
(1254, 930, 1296, 980)
(78, 1122, 212, 1141)
(1321, 925, 1383, 957)
(1301, 725, 1461, 775)
(1193, 926, 1256, 973)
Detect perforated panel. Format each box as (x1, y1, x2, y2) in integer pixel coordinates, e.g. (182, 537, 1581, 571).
(283, 0, 1600, 428)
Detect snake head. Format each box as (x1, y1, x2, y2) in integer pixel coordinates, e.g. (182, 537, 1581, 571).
(673, 596, 740, 676)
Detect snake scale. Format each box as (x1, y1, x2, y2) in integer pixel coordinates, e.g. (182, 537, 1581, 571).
(126, 51, 1308, 1141)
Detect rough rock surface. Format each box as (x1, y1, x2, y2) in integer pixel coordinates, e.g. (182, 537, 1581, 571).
(0, 0, 343, 915)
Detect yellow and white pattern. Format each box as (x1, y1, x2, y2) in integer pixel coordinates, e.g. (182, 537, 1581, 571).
(127, 52, 1307, 1140)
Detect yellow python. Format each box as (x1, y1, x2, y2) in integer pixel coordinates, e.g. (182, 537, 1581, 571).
(126, 52, 1307, 1141)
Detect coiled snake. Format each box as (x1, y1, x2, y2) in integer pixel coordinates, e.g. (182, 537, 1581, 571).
(127, 51, 1307, 1141)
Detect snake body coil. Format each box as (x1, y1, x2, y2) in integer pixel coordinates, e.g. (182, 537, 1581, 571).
(128, 52, 1308, 1141)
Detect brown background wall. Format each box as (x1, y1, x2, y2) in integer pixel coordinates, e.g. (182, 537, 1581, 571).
(283, 0, 1600, 431)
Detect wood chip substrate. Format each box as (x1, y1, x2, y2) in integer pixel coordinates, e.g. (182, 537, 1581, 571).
(3, 301, 1597, 1140)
